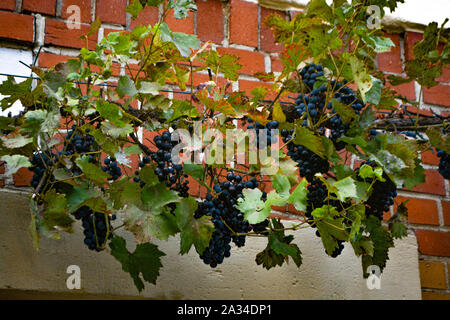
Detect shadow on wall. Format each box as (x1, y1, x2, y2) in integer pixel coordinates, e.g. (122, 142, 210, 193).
(0, 190, 422, 300)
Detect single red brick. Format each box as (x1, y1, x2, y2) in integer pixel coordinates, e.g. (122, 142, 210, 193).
(409, 170, 445, 196)
(23, 0, 56, 15)
(394, 196, 439, 226)
(130, 5, 159, 29)
(0, 11, 34, 42)
(38, 52, 73, 68)
(271, 55, 283, 73)
(260, 7, 285, 53)
(188, 72, 228, 91)
(405, 31, 422, 61)
(423, 84, 450, 107)
(96, 0, 127, 25)
(166, 4, 194, 34)
(239, 79, 276, 100)
(45, 19, 98, 50)
(13, 167, 33, 187)
(415, 229, 450, 257)
(196, 0, 224, 44)
(419, 261, 447, 289)
(229, 0, 258, 47)
(421, 150, 440, 166)
(0, 0, 15, 10)
(377, 34, 402, 74)
(217, 47, 265, 75)
(61, 0, 92, 23)
(401, 105, 434, 116)
(422, 291, 450, 300)
(442, 201, 450, 227)
(386, 80, 416, 101)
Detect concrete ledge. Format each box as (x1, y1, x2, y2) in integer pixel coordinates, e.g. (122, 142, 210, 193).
(0, 190, 422, 299)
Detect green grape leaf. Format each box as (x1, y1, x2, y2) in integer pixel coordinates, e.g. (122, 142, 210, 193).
(66, 184, 97, 211)
(426, 127, 450, 154)
(109, 236, 165, 292)
(141, 182, 180, 212)
(182, 163, 204, 180)
(101, 121, 134, 138)
(268, 220, 302, 268)
(350, 56, 372, 103)
(174, 197, 214, 255)
(0, 154, 31, 175)
(334, 176, 357, 201)
(272, 102, 286, 123)
(171, 31, 201, 57)
(333, 163, 354, 180)
(307, 0, 333, 22)
(96, 100, 126, 127)
(0, 135, 33, 149)
(75, 155, 110, 184)
(169, 0, 197, 20)
(139, 165, 159, 187)
(362, 216, 395, 277)
(388, 220, 408, 239)
(372, 36, 396, 53)
(348, 204, 365, 242)
(365, 76, 383, 105)
(126, 0, 144, 19)
(358, 164, 385, 181)
(201, 51, 242, 81)
(237, 188, 271, 224)
(278, 156, 299, 185)
(351, 236, 374, 257)
(331, 98, 357, 124)
(271, 174, 291, 198)
(196, 89, 236, 117)
(312, 206, 349, 256)
(138, 81, 163, 95)
(255, 243, 286, 270)
(122, 205, 179, 243)
(288, 179, 308, 212)
(117, 75, 138, 98)
(293, 127, 325, 159)
(42, 190, 74, 232)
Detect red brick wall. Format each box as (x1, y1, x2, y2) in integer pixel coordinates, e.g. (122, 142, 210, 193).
(0, 0, 448, 300)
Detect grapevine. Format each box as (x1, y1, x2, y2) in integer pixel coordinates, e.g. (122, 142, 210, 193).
(0, 0, 448, 292)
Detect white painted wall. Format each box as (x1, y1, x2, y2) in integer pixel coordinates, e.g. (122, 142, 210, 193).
(0, 47, 33, 116)
(0, 190, 422, 299)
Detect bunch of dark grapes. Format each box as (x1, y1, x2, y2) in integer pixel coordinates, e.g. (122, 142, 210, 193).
(194, 173, 267, 267)
(246, 118, 279, 147)
(72, 206, 116, 251)
(101, 157, 122, 181)
(437, 149, 450, 180)
(281, 129, 330, 181)
(63, 126, 96, 157)
(29, 152, 56, 192)
(294, 87, 327, 124)
(295, 64, 364, 151)
(150, 130, 188, 197)
(305, 178, 328, 220)
(300, 63, 324, 90)
(357, 161, 397, 220)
